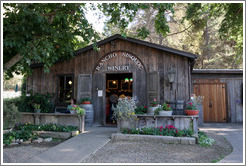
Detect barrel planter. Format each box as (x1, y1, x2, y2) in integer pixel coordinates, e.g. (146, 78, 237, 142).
(80, 104, 94, 126)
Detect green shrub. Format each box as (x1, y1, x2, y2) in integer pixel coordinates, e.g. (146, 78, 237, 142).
(5, 93, 54, 113)
(3, 130, 37, 146)
(3, 100, 21, 129)
(14, 123, 78, 132)
(134, 106, 147, 114)
(198, 131, 215, 146)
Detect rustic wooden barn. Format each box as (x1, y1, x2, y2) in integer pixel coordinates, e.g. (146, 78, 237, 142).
(192, 69, 243, 123)
(26, 34, 197, 125)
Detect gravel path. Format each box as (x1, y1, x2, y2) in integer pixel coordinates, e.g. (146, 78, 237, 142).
(82, 130, 233, 163)
(3, 141, 63, 163)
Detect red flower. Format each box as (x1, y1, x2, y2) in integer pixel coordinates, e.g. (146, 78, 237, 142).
(176, 130, 178, 133)
(167, 105, 170, 107)
(189, 102, 192, 105)
(144, 106, 147, 108)
(133, 106, 135, 107)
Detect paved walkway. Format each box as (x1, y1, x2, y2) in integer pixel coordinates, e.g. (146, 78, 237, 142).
(200, 123, 244, 163)
(24, 126, 117, 163)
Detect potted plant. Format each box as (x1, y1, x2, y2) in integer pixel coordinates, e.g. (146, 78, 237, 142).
(159, 103, 173, 116)
(148, 98, 159, 115)
(112, 97, 138, 131)
(80, 98, 92, 104)
(33, 103, 41, 113)
(70, 104, 86, 116)
(154, 107, 162, 115)
(185, 101, 199, 116)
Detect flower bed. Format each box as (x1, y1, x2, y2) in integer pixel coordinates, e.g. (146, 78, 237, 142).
(121, 125, 193, 137)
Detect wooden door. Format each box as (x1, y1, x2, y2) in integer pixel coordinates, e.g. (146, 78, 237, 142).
(193, 80, 227, 122)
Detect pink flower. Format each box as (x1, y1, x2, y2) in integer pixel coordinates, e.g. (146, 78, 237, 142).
(189, 102, 192, 105)
(74, 105, 77, 107)
(154, 99, 157, 101)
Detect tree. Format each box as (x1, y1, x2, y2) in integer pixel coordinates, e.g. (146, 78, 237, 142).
(3, 3, 175, 79)
(184, 3, 243, 68)
(3, 3, 100, 78)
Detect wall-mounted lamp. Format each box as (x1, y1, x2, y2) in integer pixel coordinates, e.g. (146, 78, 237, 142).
(167, 67, 175, 90)
(68, 81, 73, 85)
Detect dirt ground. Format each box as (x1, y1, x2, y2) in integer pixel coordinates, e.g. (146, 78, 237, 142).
(3, 139, 65, 163)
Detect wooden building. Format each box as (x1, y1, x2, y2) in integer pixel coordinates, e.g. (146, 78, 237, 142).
(27, 34, 198, 125)
(192, 69, 243, 123)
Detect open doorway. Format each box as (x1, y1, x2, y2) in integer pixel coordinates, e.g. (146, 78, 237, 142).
(105, 73, 133, 125)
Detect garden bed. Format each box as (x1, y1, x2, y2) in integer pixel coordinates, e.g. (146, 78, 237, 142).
(3, 123, 80, 146)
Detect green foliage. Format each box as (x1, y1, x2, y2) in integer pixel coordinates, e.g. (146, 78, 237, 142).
(150, 98, 158, 107)
(162, 102, 173, 111)
(3, 3, 100, 78)
(3, 100, 21, 129)
(122, 125, 193, 137)
(186, 101, 198, 110)
(154, 107, 162, 115)
(134, 106, 147, 114)
(3, 123, 78, 146)
(4, 93, 54, 113)
(80, 97, 92, 103)
(70, 105, 86, 116)
(14, 123, 78, 132)
(198, 131, 215, 147)
(184, 3, 243, 67)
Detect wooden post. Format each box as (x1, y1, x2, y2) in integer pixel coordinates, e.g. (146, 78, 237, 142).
(79, 115, 85, 133)
(34, 114, 40, 125)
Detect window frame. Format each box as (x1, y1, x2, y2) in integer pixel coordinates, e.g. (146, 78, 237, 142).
(56, 74, 74, 104)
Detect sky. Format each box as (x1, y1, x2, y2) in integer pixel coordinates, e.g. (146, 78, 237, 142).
(85, 3, 106, 33)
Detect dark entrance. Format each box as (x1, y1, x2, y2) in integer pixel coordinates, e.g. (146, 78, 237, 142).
(105, 73, 133, 125)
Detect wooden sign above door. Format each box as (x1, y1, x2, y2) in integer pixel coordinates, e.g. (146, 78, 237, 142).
(95, 51, 144, 71)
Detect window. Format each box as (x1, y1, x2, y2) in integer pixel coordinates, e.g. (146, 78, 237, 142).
(57, 75, 74, 103)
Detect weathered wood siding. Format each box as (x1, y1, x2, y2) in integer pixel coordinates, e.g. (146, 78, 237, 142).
(27, 39, 191, 125)
(192, 71, 243, 123)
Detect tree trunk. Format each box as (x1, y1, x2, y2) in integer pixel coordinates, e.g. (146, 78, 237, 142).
(4, 52, 22, 70)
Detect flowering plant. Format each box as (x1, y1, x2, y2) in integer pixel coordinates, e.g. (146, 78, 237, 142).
(70, 104, 85, 116)
(150, 98, 158, 107)
(112, 97, 137, 122)
(186, 101, 198, 110)
(192, 95, 204, 106)
(33, 103, 40, 110)
(162, 102, 173, 111)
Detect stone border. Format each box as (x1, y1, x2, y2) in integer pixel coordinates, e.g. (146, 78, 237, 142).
(32, 130, 80, 139)
(111, 133, 196, 145)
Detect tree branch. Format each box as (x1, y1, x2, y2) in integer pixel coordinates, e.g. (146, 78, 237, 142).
(166, 24, 192, 37)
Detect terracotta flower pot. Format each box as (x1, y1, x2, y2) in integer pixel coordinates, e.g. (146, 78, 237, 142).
(185, 110, 199, 116)
(82, 101, 91, 104)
